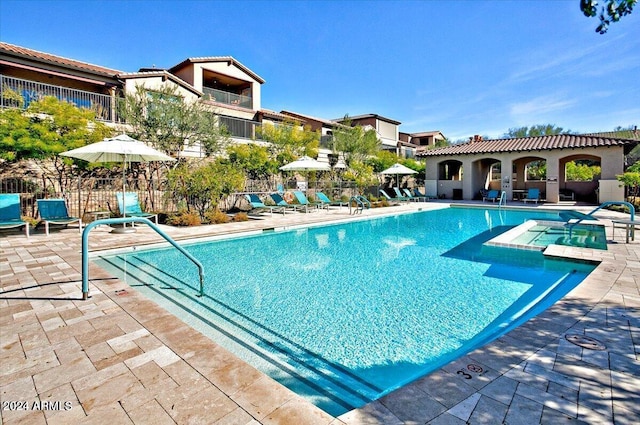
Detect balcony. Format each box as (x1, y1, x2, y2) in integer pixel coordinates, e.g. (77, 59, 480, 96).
(1, 75, 120, 122)
(218, 115, 262, 140)
(202, 87, 252, 109)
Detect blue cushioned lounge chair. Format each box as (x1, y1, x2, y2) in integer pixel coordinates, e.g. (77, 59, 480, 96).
(244, 194, 286, 216)
(0, 194, 29, 238)
(402, 188, 427, 202)
(380, 189, 407, 203)
(316, 192, 348, 208)
(483, 190, 500, 202)
(522, 188, 540, 204)
(36, 198, 82, 235)
(414, 188, 436, 200)
(116, 192, 158, 224)
(392, 187, 411, 201)
(269, 193, 300, 212)
(293, 191, 322, 212)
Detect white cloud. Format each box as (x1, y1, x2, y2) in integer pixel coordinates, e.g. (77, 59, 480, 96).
(510, 95, 576, 120)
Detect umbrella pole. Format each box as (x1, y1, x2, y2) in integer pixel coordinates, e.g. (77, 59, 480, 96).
(111, 156, 136, 234)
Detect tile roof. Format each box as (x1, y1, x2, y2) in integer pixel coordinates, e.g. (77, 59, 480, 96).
(260, 109, 301, 122)
(336, 114, 402, 126)
(585, 129, 640, 141)
(118, 70, 202, 95)
(169, 56, 265, 84)
(417, 134, 640, 157)
(0, 42, 122, 76)
(280, 110, 341, 127)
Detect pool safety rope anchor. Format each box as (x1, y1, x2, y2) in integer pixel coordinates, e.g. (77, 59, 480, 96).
(81, 217, 205, 300)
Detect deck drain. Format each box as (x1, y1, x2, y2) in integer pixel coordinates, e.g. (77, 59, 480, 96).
(564, 334, 606, 350)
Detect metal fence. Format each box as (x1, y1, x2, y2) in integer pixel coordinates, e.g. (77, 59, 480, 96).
(1, 176, 362, 219)
(1, 75, 119, 122)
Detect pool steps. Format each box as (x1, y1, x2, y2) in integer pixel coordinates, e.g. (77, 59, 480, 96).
(96, 253, 381, 413)
(485, 219, 606, 251)
(81, 217, 205, 299)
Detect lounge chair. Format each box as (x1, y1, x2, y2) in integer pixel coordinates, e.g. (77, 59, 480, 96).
(116, 192, 158, 224)
(392, 187, 412, 201)
(0, 193, 29, 237)
(316, 192, 348, 208)
(244, 194, 286, 216)
(414, 188, 436, 200)
(36, 198, 82, 235)
(380, 189, 407, 203)
(269, 193, 300, 212)
(402, 188, 427, 202)
(483, 190, 500, 202)
(559, 189, 575, 201)
(293, 191, 322, 212)
(522, 188, 540, 204)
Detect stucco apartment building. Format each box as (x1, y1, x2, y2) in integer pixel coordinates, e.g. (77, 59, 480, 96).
(0, 41, 438, 161)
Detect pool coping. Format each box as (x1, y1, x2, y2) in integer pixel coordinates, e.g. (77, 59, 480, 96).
(1, 201, 638, 424)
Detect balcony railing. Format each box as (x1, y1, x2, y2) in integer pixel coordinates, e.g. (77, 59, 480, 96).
(202, 86, 252, 109)
(219, 115, 262, 140)
(1, 75, 120, 122)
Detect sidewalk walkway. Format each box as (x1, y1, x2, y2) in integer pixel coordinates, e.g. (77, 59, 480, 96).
(1, 202, 638, 424)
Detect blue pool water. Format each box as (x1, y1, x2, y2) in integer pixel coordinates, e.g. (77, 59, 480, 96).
(95, 207, 597, 416)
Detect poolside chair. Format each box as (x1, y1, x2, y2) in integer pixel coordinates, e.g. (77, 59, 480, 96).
(316, 192, 348, 208)
(293, 191, 322, 212)
(380, 189, 406, 203)
(269, 193, 300, 212)
(522, 188, 540, 204)
(392, 187, 412, 201)
(414, 188, 435, 200)
(483, 190, 500, 203)
(36, 198, 82, 236)
(0, 194, 29, 238)
(244, 194, 286, 216)
(116, 192, 158, 224)
(402, 188, 427, 202)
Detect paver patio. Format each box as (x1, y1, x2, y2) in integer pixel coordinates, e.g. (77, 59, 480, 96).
(1, 201, 638, 424)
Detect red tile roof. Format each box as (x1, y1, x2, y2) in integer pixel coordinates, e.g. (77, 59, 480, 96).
(169, 56, 265, 84)
(0, 42, 122, 76)
(118, 70, 202, 95)
(417, 134, 639, 157)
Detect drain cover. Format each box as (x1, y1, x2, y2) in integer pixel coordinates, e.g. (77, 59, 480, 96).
(564, 334, 606, 350)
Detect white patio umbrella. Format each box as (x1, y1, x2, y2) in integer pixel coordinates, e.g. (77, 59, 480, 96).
(60, 134, 175, 229)
(279, 156, 330, 191)
(380, 163, 417, 186)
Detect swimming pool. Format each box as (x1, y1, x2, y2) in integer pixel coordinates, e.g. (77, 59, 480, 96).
(94, 207, 597, 416)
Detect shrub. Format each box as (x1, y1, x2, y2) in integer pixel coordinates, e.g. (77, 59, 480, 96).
(205, 209, 230, 224)
(232, 212, 249, 222)
(167, 211, 201, 226)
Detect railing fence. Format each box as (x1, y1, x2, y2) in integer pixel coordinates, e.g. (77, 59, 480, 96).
(1, 176, 362, 219)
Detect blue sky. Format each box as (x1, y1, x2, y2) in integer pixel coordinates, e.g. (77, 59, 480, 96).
(1, 0, 638, 141)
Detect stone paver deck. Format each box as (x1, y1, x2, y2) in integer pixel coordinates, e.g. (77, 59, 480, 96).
(1, 201, 638, 424)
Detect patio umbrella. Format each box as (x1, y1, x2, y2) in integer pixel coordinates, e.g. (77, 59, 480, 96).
(380, 163, 417, 186)
(279, 156, 330, 191)
(60, 134, 175, 227)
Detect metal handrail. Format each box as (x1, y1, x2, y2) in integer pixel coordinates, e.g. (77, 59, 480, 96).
(566, 201, 635, 239)
(499, 191, 507, 208)
(586, 201, 635, 221)
(349, 195, 370, 215)
(81, 217, 205, 300)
